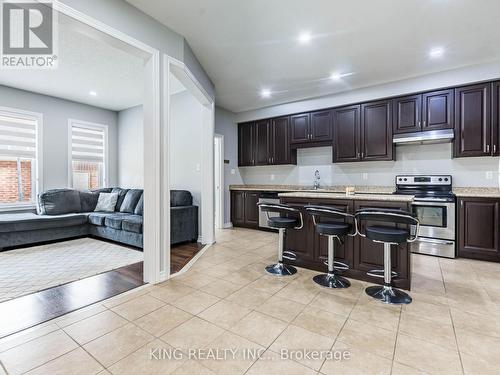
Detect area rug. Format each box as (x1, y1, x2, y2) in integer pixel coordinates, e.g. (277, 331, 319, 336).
(0, 238, 143, 302)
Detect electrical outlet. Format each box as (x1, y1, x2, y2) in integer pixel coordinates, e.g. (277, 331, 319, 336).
(486, 171, 493, 180)
(362, 173, 368, 180)
(230, 169, 236, 175)
(270, 174, 275, 181)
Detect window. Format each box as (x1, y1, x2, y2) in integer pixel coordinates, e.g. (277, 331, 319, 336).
(0, 107, 42, 207)
(69, 120, 107, 190)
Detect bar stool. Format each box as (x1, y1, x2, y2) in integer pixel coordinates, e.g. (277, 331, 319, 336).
(355, 208, 419, 304)
(305, 205, 355, 288)
(257, 202, 303, 276)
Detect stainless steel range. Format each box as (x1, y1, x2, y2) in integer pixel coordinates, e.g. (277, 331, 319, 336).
(395, 175, 456, 258)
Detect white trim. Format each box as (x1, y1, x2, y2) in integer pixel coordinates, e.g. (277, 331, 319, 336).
(67, 119, 108, 189)
(223, 222, 233, 229)
(169, 243, 211, 278)
(214, 133, 224, 229)
(0, 203, 37, 212)
(0, 105, 43, 206)
(51, 3, 162, 285)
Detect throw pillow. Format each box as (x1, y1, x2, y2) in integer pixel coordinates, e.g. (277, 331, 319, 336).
(94, 193, 119, 212)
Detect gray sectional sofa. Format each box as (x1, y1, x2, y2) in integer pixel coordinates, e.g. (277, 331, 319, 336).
(0, 188, 198, 250)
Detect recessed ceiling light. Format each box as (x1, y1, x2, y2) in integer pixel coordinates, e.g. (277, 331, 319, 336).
(330, 72, 354, 81)
(261, 89, 271, 98)
(429, 47, 445, 58)
(298, 32, 312, 44)
(89, 91, 97, 96)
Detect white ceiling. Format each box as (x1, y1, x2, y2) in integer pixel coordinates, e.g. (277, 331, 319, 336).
(127, 0, 500, 113)
(0, 13, 146, 111)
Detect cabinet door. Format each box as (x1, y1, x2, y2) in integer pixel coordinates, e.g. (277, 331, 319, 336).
(332, 105, 360, 163)
(393, 94, 422, 134)
(313, 201, 353, 268)
(361, 100, 393, 161)
(491, 81, 500, 156)
(353, 201, 410, 282)
(271, 116, 290, 164)
(310, 110, 332, 142)
(255, 120, 271, 165)
(283, 203, 315, 262)
(290, 113, 310, 143)
(231, 191, 246, 226)
(454, 83, 491, 157)
(422, 89, 454, 130)
(459, 198, 500, 261)
(244, 192, 260, 227)
(238, 123, 254, 166)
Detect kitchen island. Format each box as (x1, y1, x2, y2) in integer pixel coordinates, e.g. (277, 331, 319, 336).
(278, 191, 414, 290)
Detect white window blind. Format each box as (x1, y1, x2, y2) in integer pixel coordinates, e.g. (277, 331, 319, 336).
(0, 111, 38, 159)
(71, 124, 105, 162)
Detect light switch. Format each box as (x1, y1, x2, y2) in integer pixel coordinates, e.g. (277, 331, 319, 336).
(486, 171, 493, 180)
(270, 174, 275, 181)
(362, 173, 368, 180)
(196, 163, 201, 172)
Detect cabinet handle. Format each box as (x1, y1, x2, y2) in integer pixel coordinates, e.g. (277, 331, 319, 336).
(486, 144, 490, 153)
(357, 152, 360, 158)
(361, 152, 364, 158)
(418, 121, 421, 127)
(494, 145, 497, 154)
(423, 120, 426, 127)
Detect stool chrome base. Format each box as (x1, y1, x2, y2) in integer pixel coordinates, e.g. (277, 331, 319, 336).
(313, 273, 350, 289)
(365, 285, 412, 305)
(265, 262, 297, 276)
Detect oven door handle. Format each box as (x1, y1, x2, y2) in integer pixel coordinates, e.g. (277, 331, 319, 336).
(416, 238, 455, 246)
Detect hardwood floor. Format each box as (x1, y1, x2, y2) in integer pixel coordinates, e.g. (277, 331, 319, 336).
(0, 262, 144, 338)
(171, 242, 204, 274)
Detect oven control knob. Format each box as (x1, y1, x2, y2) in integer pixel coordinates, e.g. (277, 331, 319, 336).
(403, 178, 407, 181)
(444, 178, 449, 181)
(439, 178, 443, 181)
(398, 178, 402, 181)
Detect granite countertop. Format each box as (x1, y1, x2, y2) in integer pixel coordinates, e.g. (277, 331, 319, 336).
(453, 187, 500, 198)
(278, 191, 414, 202)
(229, 184, 395, 194)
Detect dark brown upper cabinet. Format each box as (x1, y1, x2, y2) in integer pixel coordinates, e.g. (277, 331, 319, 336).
(271, 116, 292, 165)
(454, 83, 491, 158)
(333, 105, 361, 162)
(290, 111, 332, 145)
(492, 81, 500, 156)
(422, 89, 454, 130)
(290, 113, 310, 143)
(238, 122, 254, 166)
(361, 100, 393, 161)
(393, 94, 422, 134)
(254, 119, 271, 166)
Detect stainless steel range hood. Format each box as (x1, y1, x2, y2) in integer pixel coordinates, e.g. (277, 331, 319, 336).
(393, 129, 454, 145)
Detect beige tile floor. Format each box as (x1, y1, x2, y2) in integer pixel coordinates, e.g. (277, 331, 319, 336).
(1, 227, 500, 374)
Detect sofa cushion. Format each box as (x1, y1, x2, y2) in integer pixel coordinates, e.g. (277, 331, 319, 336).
(104, 213, 131, 230)
(171, 190, 193, 207)
(111, 188, 129, 211)
(90, 187, 112, 194)
(0, 213, 88, 233)
(134, 194, 144, 215)
(79, 191, 100, 212)
(88, 212, 110, 226)
(38, 189, 82, 215)
(120, 189, 143, 213)
(94, 193, 118, 212)
(122, 215, 143, 233)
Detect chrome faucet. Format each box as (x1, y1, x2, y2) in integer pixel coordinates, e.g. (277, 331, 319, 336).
(313, 170, 320, 190)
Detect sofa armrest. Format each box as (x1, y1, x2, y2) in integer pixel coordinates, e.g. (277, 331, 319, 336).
(170, 206, 198, 244)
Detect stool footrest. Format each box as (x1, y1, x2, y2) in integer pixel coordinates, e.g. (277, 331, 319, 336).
(366, 269, 398, 279)
(323, 260, 349, 271)
(282, 251, 297, 261)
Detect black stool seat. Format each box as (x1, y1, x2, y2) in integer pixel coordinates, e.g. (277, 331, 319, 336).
(366, 225, 410, 244)
(316, 222, 351, 236)
(268, 216, 300, 229)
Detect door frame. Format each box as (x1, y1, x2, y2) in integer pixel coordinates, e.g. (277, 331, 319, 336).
(53, 2, 163, 283)
(214, 133, 225, 229)
(165, 56, 215, 278)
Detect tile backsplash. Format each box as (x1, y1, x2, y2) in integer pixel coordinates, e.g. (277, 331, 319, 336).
(239, 143, 500, 187)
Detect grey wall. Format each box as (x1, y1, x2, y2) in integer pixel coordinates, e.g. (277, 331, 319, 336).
(214, 107, 243, 224)
(170, 90, 203, 229)
(118, 105, 144, 188)
(60, 0, 214, 99)
(0, 85, 119, 190)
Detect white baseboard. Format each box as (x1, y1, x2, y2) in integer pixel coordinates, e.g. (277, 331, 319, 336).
(223, 222, 233, 229)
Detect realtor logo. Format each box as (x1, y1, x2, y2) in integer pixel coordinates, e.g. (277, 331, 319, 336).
(1, 0, 58, 68)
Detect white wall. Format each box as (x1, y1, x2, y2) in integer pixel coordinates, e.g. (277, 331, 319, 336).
(214, 107, 244, 224)
(170, 90, 203, 225)
(0, 85, 119, 190)
(118, 105, 143, 188)
(240, 145, 500, 188)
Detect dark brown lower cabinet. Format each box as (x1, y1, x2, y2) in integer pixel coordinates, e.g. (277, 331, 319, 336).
(281, 197, 411, 290)
(230, 191, 260, 229)
(458, 197, 500, 262)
